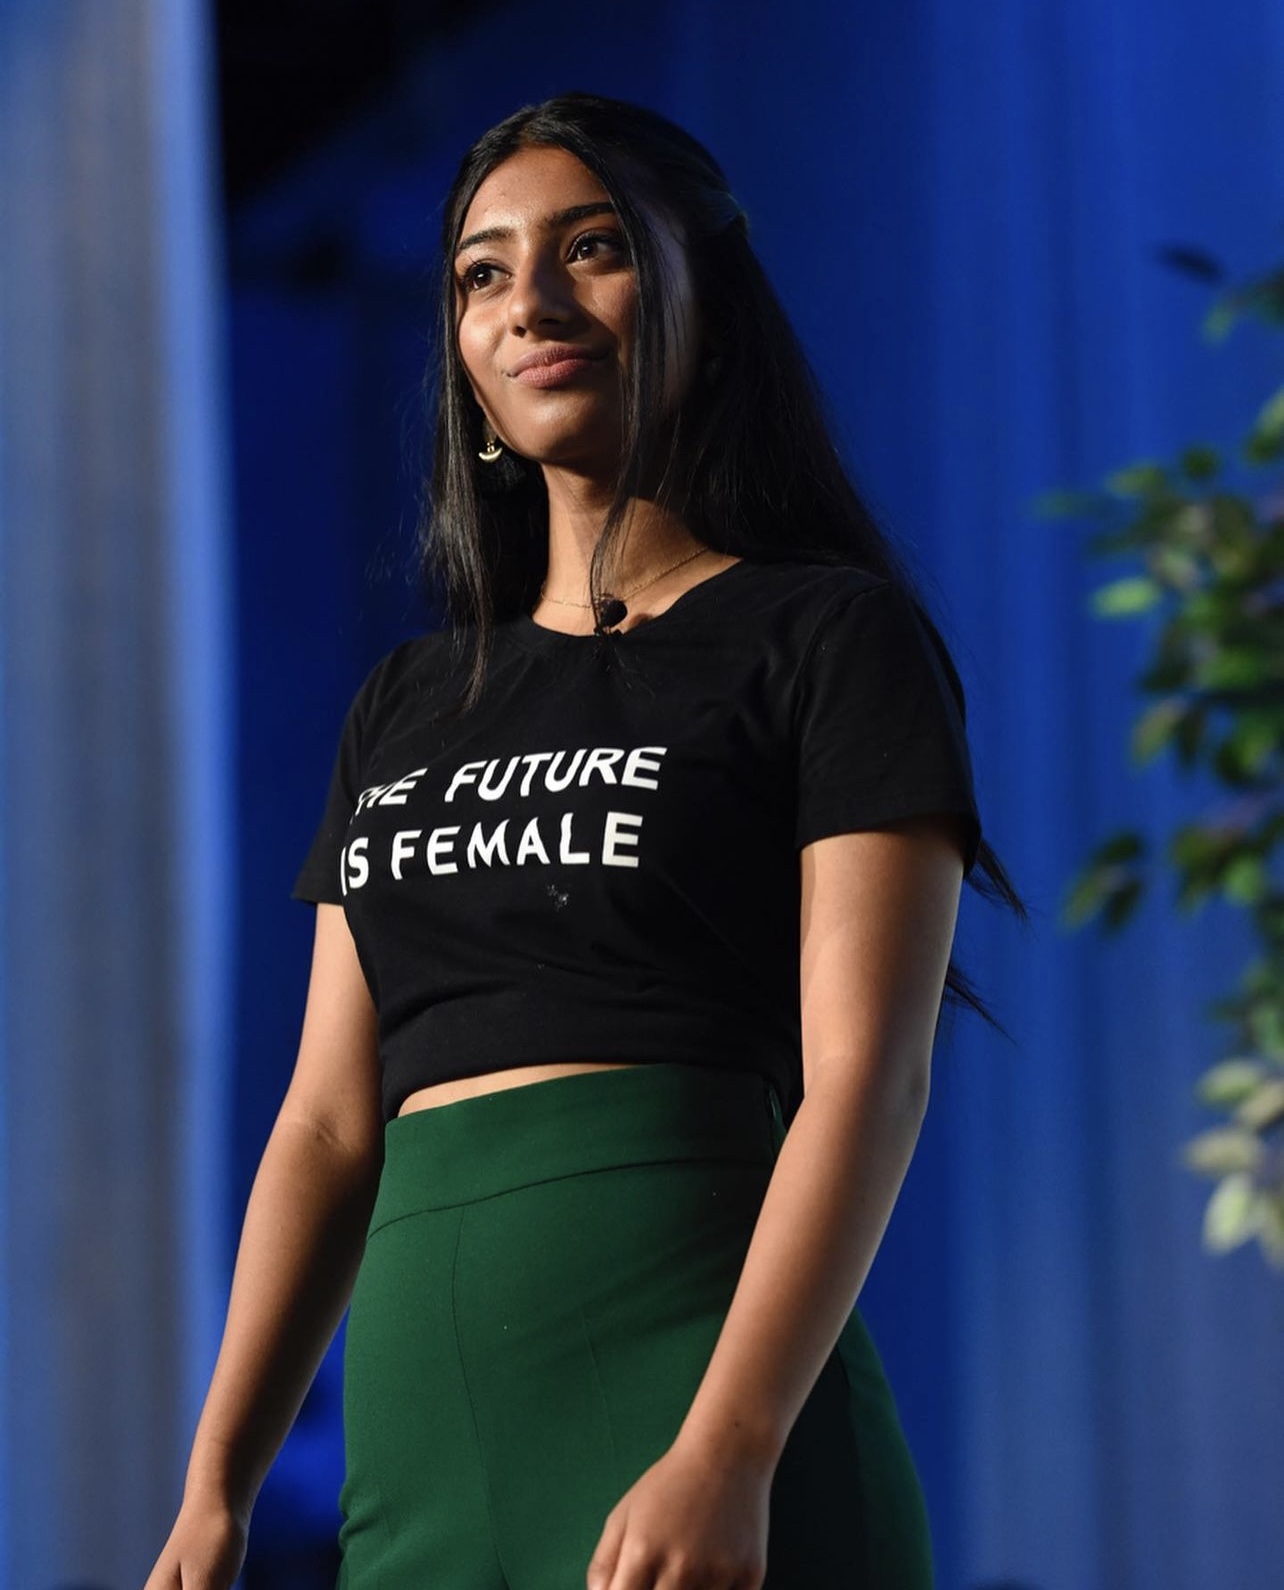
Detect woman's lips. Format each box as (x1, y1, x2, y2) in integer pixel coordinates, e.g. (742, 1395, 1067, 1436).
(505, 345, 607, 384)
(510, 354, 605, 388)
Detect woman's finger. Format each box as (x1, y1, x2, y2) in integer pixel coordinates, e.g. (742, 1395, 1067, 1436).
(586, 1504, 627, 1590)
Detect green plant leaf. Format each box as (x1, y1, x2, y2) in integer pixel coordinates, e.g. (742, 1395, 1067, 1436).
(1243, 429, 1284, 466)
(1093, 830, 1147, 865)
(1139, 639, 1197, 694)
(1180, 445, 1222, 481)
(1169, 823, 1225, 870)
(1131, 698, 1185, 764)
(1239, 266, 1284, 325)
(1249, 1004, 1284, 1061)
(1253, 384, 1284, 445)
(1107, 461, 1170, 498)
(1234, 1076, 1284, 1131)
(1061, 841, 1148, 930)
(1201, 645, 1271, 690)
(1061, 871, 1106, 928)
(1174, 512, 1223, 552)
(1172, 703, 1209, 767)
(1151, 545, 1203, 590)
(1180, 588, 1232, 633)
(1092, 576, 1164, 617)
(1063, 831, 1149, 927)
(1256, 1196, 1284, 1268)
(1252, 895, 1284, 941)
(1206, 492, 1260, 548)
(1204, 269, 1284, 341)
(1202, 1172, 1262, 1251)
(1102, 878, 1144, 929)
(1203, 300, 1238, 342)
(1211, 737, 1255, 788)
(1197, 1058, 1267, 1107)
(1227, 714, 1280, 776)
(1222, 854, 1268, 905)
(1184, 1127, 1264, 1176)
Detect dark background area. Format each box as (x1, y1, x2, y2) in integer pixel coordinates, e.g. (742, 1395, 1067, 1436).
(219, 0, 468, 204)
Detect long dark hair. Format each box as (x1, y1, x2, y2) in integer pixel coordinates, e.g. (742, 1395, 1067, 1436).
(418, 91, 1026, 1029)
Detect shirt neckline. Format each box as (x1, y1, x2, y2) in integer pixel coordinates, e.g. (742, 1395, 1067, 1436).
(509, 557, 754, 650)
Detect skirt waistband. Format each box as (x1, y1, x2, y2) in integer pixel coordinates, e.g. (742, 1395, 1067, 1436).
(373, 1061, 786, 1223)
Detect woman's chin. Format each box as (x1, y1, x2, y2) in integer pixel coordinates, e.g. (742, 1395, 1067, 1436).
(510, 429, 623, 480)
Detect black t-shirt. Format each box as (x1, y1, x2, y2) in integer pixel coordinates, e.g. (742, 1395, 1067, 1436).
(294, 557, 982, 1121)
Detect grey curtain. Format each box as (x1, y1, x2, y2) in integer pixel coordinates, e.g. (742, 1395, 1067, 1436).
(0, 2, 231, 1586)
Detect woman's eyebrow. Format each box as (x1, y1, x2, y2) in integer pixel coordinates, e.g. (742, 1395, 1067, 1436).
(455, 202, 618, 255)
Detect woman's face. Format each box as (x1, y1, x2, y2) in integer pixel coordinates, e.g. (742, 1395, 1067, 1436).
(453, 144, 699, 475)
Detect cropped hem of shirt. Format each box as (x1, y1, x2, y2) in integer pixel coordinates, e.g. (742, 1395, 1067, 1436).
(292, 557, 982, 1120)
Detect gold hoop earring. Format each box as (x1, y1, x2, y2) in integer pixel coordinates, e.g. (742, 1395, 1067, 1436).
(478, 428, 503, 464)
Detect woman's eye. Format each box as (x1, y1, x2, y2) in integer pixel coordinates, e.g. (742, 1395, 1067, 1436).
(459, 261, 498, 293)
(569, 231, 627, 263)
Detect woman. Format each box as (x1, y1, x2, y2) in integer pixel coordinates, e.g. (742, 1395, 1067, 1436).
(146, 93, 1021, 1590)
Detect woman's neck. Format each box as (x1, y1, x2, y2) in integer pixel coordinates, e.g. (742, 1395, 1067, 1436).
(541, 470, 703, 602)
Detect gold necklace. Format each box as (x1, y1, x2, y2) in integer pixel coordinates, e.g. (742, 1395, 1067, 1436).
(538, 545, 713, 609)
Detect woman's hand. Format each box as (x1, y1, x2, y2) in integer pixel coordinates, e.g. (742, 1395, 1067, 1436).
(141, 1501, 248, 1590)
(585, 1435, 771, 1590)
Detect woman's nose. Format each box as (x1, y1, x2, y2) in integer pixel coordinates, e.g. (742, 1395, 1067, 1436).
(506, 253, 575, 334)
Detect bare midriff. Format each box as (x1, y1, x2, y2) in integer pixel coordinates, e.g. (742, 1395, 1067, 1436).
(397, 1060, 642, 1115)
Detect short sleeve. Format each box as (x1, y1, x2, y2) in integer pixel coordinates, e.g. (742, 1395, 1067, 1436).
(291, 659, 387, 905)
(793, 580, 982, 877)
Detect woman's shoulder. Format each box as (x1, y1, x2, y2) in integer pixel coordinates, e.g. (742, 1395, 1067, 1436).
(731, 554, 889, 596)
(713, 556, 894, 633)
(725, 556, 968, 711)
(340, 627, 465, 729)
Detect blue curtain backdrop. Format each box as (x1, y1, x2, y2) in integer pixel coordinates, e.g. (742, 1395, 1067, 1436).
(3, 1, 1283, 1587)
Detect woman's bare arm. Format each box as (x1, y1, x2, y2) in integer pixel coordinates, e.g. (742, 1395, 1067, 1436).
(670, 812, 965, 1465)
(145, 903, 383, 1588)
(587, 813, 965, 1590)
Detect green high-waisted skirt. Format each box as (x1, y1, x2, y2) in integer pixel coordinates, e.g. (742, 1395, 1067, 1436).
(337, 1061, 933, 1588)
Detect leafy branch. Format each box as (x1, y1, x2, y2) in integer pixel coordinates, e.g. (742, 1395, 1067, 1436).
(1039, 253, 1284, 1266)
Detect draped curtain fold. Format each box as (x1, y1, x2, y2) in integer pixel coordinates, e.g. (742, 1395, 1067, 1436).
(0, 3, 231, 1586)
